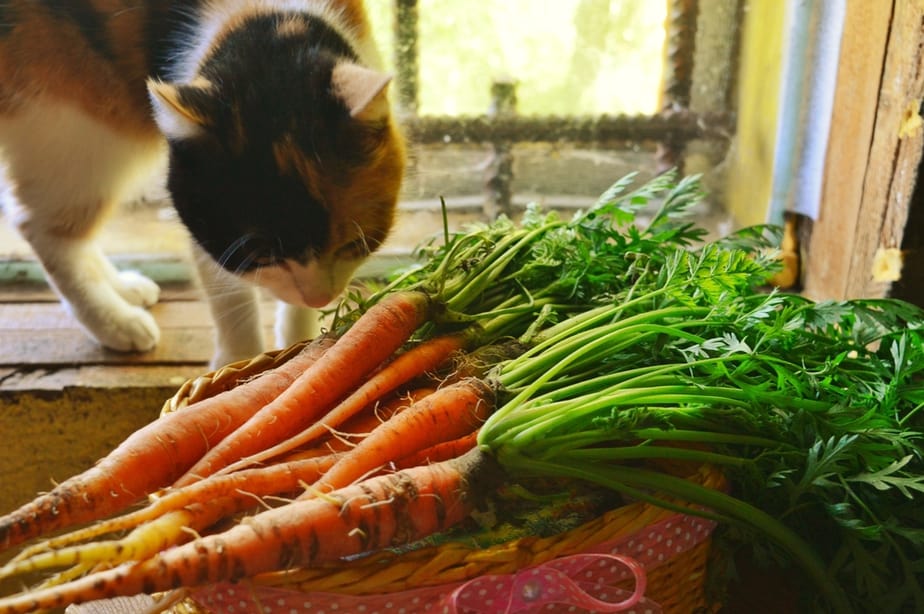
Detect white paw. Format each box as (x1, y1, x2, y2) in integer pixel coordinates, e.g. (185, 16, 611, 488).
(114, 270, 160, 307)
(89, 306, 161, 352)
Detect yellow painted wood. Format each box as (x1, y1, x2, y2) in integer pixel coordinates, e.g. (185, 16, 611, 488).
(724, 0, 786, 229)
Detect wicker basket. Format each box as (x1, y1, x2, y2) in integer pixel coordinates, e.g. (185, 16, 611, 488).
(162, 345, 726, 614)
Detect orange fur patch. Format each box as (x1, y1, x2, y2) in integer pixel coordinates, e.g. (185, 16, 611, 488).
(0, 1, 157, 136)
(272, 121, 406, 256)
(275, 14, 310, 38)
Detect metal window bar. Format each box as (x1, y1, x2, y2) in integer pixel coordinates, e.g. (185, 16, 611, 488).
(391, 0, 738, 218)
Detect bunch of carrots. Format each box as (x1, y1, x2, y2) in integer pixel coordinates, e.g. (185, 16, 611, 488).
(0, 172, 922, 614)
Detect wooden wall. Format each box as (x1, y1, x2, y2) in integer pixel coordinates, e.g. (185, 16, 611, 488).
(724, 0, 785, 230)
(726, 0, 924, 302)
(804, 0, 924, 301)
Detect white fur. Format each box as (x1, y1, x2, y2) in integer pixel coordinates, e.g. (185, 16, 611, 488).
(241, 257, 361, 308)
(168, 0, 383, 84)
(147, 82, 206, 141)
(192, 244, 323, 368)
(190, 243, 265, 367)
(0, 99, 166, 351)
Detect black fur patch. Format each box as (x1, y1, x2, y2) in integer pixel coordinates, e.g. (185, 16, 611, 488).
(144, 1, 205, 80)
(37, 0, 115, 61)
(166, 12, 374, 273)
(197, 13, 363, 165)
(0, 4, 15, 37)
(168, 134, 332, 272)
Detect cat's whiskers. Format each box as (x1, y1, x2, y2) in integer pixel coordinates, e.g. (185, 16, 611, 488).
(233, 250, 261, 277)
(351, 219, 373, 256)
(217, 233, 259, 271)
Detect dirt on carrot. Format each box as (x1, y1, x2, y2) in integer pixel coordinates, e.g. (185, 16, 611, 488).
(0, 454, 341, 584)
(0, 335, 335, 554)
(173, 291, 434, 487)
(0, 449, 504, 614)
(217, 333, 465, 473)
(312, 377, 495, 494)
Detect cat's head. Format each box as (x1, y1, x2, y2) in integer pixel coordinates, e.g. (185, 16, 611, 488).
(148, 12, 405, 307)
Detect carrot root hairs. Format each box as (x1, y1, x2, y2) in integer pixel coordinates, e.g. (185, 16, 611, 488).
(0, 336, 335, 554)
(218, 332, 466, 474)
(0, 450, 504, 614)
(0, 455, 338, 582)
(313, 377, 495, 494)
(174, 290, 434, 487)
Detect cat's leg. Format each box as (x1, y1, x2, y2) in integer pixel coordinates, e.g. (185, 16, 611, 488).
(19, 233, 161, 351)
(87, 246, 161, 308)
(0, 100, 165, 352)
(190, 243, 266, 368)
(274, 302, 321, 349)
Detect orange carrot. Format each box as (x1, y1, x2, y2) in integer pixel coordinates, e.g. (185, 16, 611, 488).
(282, 387, 437, 460)
(0, 450, 504, 613)
(0, 455, 343, 585)
(7, 453, 341, 568)
(174, 290, 433, 487)
(219, 334, 466, 474)
(0, 335, 335, 553)
(393, 431, 480, 469)
(311, 377, 495, 494)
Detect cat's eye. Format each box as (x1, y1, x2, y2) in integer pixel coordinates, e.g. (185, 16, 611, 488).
(336, 239, 371, 259)
(252, 254, 280, 267)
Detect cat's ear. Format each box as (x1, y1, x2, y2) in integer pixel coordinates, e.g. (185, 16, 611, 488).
(147, 78, 215, 140)
(331, 62, 393, 122)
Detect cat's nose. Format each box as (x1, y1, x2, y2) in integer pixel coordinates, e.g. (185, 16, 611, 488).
(298, 290, 335, 308)
(269, 285, 333, 308)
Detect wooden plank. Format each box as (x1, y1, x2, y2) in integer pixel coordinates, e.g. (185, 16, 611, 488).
(845, 0, 924, 298)
(807, 0, 924, 299)
(0, 298, 296, 366)
(0, 283, 202, 303)
(0, 328, 215, 366)
(0, 256, 194, 285)
(0, 300, 275, 330)
(803, 1, 892, 300)
(0, 365, 208, 392)
(0, 301, 203, 330)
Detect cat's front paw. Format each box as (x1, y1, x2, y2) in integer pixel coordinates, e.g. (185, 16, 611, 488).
(114, 270, 160, 307)
(90, 306, 161, 352)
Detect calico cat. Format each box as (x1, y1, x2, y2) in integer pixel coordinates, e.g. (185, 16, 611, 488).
(0, 0, 406, 366)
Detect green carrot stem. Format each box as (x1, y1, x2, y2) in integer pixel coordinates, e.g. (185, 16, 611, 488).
(500, 355, 755, 403)
(538, 444, 752, 467)
(504, 304, 712, 377)
(445, 225, 556, 310)
(508, 322, 712, 385)
(494, 323, 717, 416)
(531, 428, 784, 459)
(627, 428, 787, 449)
(486, 385, 755, 446)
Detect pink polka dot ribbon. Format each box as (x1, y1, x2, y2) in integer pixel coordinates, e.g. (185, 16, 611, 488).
(192, 512, 714, 613)
(445, 552, 648, 612)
